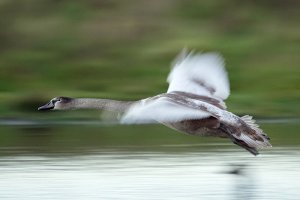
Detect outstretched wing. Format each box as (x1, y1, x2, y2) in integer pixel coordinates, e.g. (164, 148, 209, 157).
(121, 50, 230, 124)
(167, 50, 230, 100)
(120, 95, 212, 124)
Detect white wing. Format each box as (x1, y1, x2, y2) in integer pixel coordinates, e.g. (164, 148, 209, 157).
(121, 50, 230, 124)
(121, 96, 211, 124)
(167, 50, 230, 100)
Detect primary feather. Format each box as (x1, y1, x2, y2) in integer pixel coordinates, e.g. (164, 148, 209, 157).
(167, 51, 230, 100)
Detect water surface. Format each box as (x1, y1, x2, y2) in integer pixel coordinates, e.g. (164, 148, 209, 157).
(0, 120, 299, 200)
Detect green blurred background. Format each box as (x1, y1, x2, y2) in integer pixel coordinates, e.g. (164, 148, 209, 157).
(0, 0, 299, 119)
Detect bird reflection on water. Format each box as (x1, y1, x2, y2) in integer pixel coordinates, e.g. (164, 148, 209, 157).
(222, 164, 256, 200)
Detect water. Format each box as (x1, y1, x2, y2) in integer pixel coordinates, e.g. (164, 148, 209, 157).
(0, 120, 299, 200)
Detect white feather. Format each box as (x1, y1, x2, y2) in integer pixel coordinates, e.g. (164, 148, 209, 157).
(121, 97, 211, 124)
(167, 51, 230, 100)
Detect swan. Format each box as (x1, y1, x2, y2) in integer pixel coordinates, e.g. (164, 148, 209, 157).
(38, 50, 271, 155)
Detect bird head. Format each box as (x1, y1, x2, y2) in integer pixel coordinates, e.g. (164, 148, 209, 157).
(38, 97, 73, 111)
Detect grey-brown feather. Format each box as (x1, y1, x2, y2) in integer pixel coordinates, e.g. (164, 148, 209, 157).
(164, 117, 228, 138)
(170, 91, 226, 109)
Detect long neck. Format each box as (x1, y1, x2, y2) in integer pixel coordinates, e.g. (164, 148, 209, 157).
(71, 98, 135, 112)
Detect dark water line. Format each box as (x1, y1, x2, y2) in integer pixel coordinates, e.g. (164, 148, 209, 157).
(0, 118, 299, 126)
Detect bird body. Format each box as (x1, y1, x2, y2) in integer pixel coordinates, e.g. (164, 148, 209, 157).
(39, 50, 271, 155)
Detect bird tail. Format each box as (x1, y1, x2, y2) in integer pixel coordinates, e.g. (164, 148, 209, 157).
(221, 115, 271, 156)
(232, 115, 271, 155)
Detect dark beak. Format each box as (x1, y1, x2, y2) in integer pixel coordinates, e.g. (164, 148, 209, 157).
(38, 101, 54, 111)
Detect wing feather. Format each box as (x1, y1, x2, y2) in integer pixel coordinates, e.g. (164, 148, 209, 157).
(167, 51, 230, 100)
(121, 96, 211, 124)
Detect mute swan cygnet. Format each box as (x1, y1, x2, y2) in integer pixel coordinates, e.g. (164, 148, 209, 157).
(38, 51, 271, 155)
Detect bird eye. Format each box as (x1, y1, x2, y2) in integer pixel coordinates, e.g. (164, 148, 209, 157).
(51, 98, 61, 104)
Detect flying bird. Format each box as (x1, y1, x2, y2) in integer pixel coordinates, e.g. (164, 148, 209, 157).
(38, 50, 271, 155)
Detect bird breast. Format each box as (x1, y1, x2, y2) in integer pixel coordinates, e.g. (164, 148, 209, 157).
(164, 117, 228, 138)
